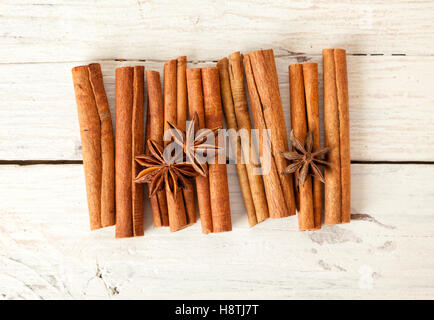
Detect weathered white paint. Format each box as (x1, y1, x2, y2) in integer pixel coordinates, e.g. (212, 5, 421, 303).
(0, 164, 433, 299)
(0, 0, 433, 63)
(1, 56, 433, 161)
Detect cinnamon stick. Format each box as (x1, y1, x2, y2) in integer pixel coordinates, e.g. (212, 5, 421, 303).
(114, 66, 146, 238)
(323, 48, 351, 225)
(115, 67, 134, 238)
(217, 57, 257, 227)
(247, 49, 296, 217)
(86, 64, 115, 228)
(131, 66, 145, 236)
(177, 56, 188, 132)
(243, 54, 289, 219)
(177, 56, 197, 225)
(73, 64, 115, 230)
(303, 63, 322, 229)
(201, 67, 232, 233)
(186, 68, 213, 234)
(289, 63, 315, 231)
(228, 52, 269, 224)
(145, 70, 169, 227)
(164, 58, 188, 232)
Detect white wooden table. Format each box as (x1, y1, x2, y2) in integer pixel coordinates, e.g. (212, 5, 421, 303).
(1, 0, 433, 300)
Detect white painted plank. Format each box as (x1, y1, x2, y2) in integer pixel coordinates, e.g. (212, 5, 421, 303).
(0, 164, 433, 299)
(0, 56, 433, 161)
(1, 0, 433, 63)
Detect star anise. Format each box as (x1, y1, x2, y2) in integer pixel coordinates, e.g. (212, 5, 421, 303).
(167, 112, 221, 176)
(134, 139, 198, 198)
(281, 130, 331, 187)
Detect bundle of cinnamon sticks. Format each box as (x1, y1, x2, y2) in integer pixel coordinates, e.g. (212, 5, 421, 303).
(162, 57, 196, 232)
(289, 62, 322, 230)
(114, 66, 146, 238)
(71, 47, 350, 237)
(243, 50, 297, 219)
(185, 67, 232, 233)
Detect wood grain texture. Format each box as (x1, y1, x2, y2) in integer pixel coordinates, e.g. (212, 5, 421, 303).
(0, 0, 433, 63)
(0, 56, 433, 161)
(0, 164, 433, 299)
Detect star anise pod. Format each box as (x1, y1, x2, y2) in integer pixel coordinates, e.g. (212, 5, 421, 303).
(281, 130, 331, 187)
(167, 112, 221, 176)
(134, 139, 198, 198)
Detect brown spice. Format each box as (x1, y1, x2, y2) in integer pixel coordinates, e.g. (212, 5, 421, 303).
(323, 49, 351, 225)
(247, 49, 296, 216)
(135, 140, 198, 196)
(289, 63, 314, 230)
(131, 66, 145, 236)
(86, 64, 116, 228)
(176, 56, 196, 225)
(202, 67, 232, 233)
(186, 68, 213, 234)
(303, 63, 322, 228)
(145, 70, 169, 227)
(164, 58, 188, 232)
(217, 57, 258, 227)
(115, 67, 134, 238)
(243, 54, 289, 219)
(72, 65, 101, 229)
(228, 52, 269, 224)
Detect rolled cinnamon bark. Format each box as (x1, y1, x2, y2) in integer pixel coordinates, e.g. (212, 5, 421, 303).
(72, 66, 101, 230)
(145, 70, 169, 227)
(177, 56, 196, 225)
(229, 52, 269, 224)
(186, 68, 213, 234)
(177, 56, 188, 132)
(202, 67, 232, 233)
(131, 66, 145, 236)
(247, 49, 296, 217)
(114, 66, 146, 238)
(334, 50, 351, 224)
(115, 67, 134, 238)
(164, 59, 188, 232)
(86, 64, 115, 228)
(217, 57, 257, 227)
(302, 62, 322, 229)
(289, 63, 315, 231)
(243, 54, 288, 219)
(323, 48, 351, 225)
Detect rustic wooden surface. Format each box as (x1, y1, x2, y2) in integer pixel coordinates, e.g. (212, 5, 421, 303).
(0, 0, 433, 299)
